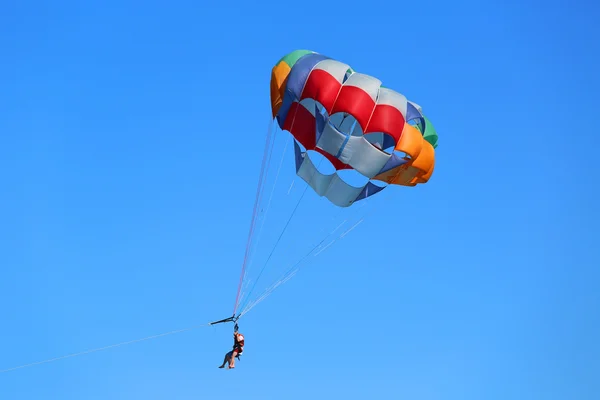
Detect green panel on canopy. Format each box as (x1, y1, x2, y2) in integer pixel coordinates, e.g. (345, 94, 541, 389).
(422, 115, 438, 149)
(278, 50, 314, 68)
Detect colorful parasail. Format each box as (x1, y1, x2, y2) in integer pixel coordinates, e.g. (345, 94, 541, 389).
(270, 49, 439, 207)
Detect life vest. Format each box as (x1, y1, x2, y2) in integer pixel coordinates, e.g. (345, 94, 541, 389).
(234, 333, 244, 349)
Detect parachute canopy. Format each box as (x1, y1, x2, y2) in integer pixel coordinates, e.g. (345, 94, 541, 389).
(270, 49, 438, 208)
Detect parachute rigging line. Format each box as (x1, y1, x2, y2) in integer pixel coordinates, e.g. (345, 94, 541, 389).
(232, 119, 277, 315)
(237, 153, 329, 314)
(0, 322, 213, 374)
(238, 132, 292, 303)
(238, 178, 311, 313)
(238, 228, 334, 318)
(238, 201, 372, 319)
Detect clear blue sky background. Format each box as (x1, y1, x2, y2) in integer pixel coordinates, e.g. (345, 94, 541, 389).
(1, 1, 598, 399)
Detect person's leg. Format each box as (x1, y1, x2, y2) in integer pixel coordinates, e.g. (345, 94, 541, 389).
(229, 350, 239, 368)
(219, 351, 233, 368)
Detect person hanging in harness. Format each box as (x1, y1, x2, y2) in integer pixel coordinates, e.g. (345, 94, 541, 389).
(218, 325, 244, 369)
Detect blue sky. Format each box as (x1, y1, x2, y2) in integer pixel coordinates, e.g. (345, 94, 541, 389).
(1, 0, 598, 399)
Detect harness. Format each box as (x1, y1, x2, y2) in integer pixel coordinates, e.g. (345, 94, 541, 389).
(233, 335, 243, 360)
